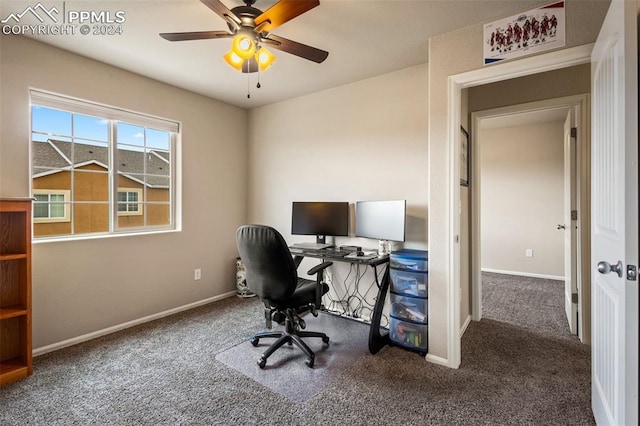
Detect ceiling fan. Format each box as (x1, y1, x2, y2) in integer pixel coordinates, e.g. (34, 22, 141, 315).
(159, 0, 329, 73)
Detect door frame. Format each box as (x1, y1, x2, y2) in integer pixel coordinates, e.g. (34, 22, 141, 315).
(446, 43, 593, 367)
(469, 94, 590, 343)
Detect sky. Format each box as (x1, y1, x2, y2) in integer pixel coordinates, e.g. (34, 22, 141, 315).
(32, 106, 170, 151)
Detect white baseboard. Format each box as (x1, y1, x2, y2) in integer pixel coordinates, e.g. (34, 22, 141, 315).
(33, 291, 237, 357)
(425, 352, 452, 368)
(460, 315, 472, 337)
(481, 268, 564, 281)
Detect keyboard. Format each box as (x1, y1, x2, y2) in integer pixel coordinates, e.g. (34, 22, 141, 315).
(316, 248, 360, 258)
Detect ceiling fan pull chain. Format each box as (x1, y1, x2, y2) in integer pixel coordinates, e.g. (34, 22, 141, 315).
(257, 68, 261, 89)
(247, 73, 251, 99)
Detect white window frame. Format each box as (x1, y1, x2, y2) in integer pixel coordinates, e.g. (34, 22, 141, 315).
(30, 89, 181, 240)
(117, 188, 143, 216)
(33, 189, 71, 223)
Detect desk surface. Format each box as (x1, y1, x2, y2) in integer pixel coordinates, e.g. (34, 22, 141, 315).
(289, 246, 389, 265)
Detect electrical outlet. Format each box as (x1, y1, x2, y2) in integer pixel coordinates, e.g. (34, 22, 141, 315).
(525, 249, 533, 258)
(194, 268, 201, 280)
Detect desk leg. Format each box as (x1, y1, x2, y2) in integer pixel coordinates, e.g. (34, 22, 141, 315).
(368, 266, 390, 354)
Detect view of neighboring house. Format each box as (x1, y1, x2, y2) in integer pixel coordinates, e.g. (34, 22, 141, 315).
(31, 139, 171, 237)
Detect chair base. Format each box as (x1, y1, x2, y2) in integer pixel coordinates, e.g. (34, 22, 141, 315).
(250, 329, 330, 369)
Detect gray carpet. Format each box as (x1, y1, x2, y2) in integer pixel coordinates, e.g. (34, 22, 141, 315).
(482, 272, 569, 335)
(0, 274, 593, 425)
(216, 312, 370, 402)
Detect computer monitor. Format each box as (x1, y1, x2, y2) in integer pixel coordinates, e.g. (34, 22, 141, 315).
(355, 200, 406, 242)
(291, 201, 349, 246)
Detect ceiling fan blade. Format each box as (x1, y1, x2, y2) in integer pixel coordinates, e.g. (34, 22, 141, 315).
(254, 0, 320, 33)
(160, 30, 233, 42)
(264, 34, 328, 63)
(200, 0, 241, 26)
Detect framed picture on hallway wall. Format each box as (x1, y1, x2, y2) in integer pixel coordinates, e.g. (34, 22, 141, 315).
(460, 126, 469, 186)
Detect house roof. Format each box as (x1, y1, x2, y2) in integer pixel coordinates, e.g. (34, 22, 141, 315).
(32, 139, 170, 188)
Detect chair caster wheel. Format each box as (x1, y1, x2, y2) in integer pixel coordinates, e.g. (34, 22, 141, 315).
(322, 336, 329, 344)
(250, 337, 259, 347)
(258, 357, 266, 369)
(305, 357, 314, 368)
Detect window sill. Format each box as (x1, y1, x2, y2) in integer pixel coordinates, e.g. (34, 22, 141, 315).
(32, 227, 181, 244)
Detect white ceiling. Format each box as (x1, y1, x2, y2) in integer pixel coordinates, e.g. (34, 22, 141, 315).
(3, 0, 599, 109)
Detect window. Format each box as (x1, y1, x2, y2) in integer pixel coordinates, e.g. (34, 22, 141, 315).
(33, 190, 71, 223)
(117, 189, 142, 215)
(30, 90, 180, 239)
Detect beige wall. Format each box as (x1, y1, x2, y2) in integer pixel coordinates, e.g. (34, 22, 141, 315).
(480, 121, 565, 277)
(247, 65, 429, 321)
(247, 64, 429, 249)
(0, 36, 248, 349)
(428, 0, 608, 362)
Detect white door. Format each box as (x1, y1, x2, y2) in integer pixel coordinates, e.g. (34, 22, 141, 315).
(562, 110, 578, 335)
(590, 0, 638, 424)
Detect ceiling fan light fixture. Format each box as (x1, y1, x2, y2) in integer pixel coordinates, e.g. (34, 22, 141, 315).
(231, 34, 256, 60)
(256, 47, 276, 71)
(160, 0, 330, 88)
(223, 50, 244, 71)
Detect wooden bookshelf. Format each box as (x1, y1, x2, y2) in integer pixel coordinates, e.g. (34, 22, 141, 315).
(0, 199, 32, 385)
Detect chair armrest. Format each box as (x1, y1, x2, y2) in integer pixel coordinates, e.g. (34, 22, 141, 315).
(307, 261, 333, 276)
(307, 261, 333, 310)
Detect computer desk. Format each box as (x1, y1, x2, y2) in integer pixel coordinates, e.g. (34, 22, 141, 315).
(290, 247, 391, 354)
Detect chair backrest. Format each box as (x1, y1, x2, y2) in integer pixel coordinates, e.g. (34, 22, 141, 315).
(236, 225, 298, 302)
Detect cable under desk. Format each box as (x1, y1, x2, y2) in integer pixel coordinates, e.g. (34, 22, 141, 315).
(290, 247, 391, 354)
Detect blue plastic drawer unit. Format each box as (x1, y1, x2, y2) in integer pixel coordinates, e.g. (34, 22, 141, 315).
(389, 249, 428, 353)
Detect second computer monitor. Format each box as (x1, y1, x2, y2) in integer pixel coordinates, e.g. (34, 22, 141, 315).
(355, 200, 406, 242)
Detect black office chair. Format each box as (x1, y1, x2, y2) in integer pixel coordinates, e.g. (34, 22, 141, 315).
(236, 224, 333, 369)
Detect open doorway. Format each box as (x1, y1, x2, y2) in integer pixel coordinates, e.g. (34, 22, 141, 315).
(446, 45, 594, 369)
(444, 4, 636, 421)
(469, 97, 589, 341)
